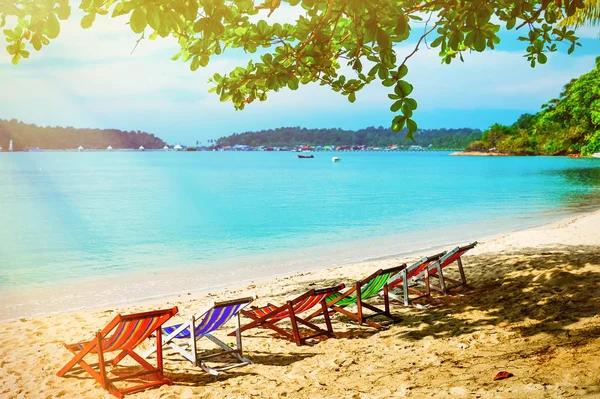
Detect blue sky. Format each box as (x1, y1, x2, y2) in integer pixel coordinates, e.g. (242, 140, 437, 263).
(0, 8, 598, 145)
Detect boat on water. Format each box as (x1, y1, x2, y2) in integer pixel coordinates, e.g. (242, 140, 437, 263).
(592, 153, 600, 159)
(332, 157, 340, 162)
(298, 154, 314, 159)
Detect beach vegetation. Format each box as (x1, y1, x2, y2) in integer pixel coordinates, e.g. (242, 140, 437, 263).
(466, 56, 600, 155)
(2, 0, 587, 137)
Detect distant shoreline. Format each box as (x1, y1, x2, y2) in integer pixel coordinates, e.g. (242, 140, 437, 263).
(450, 151, 511, 156)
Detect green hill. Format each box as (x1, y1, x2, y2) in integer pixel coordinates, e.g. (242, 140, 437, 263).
(217, 127, 481, 149)
(0, 120, 167, 151)
(466, 57, 600, 156)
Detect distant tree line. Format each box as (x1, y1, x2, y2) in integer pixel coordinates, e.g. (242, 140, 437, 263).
(217, 127, 482, 149)
(466, 56, 600, 155)
(0, 119, 167, 151)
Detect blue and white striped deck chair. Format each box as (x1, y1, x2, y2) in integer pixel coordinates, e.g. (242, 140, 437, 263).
(143, 296, 256, 375)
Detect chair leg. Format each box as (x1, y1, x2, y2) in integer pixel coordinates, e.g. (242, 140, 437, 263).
(402, 269, 410, 307)
(96, 333, 107, 390)
(457, 257, 467, 286)
(355, 281, 363, 325)
(321, 300, 334, 335)
(287, 302, 302, 346)
(437, 264, 448, 295)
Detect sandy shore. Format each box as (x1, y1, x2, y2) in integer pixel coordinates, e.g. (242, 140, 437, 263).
(1, 210, 599, 398)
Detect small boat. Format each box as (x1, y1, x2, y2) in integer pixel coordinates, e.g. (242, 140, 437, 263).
(592, 153, 600, 159)
(332, 157, 340, 162)
(298, 154, 314, 159)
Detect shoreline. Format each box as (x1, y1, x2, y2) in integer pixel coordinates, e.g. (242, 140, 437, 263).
(2, 206, 597, 322)
(1, 208, 599, 398)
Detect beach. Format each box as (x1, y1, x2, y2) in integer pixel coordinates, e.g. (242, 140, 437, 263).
(1, 209, 599, 398)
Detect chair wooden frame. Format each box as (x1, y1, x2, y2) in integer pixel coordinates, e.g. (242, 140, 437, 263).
(419, 242, 478, 295)
(232, 285, 345, 346)
(307, 264, 407, 329)
(57, 307, 178, 398)
(143, 296, 256, 376)
(387, 252, 446, 306)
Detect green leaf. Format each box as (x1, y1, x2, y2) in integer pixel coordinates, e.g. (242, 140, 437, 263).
(506, 17, 516, 30)
(473, 31, 486, 52)
(130, 8, 147, 34)
(56, 5, 71, 20)
(190, 56, 200, 71)
(288, 76, 299, 90)
(397, 64, 408, 79)
(405, 98, 418, 111)
(391, 115, 406, 132)
(394, 80, 413, 97)
(406, 118, 418, 134)
(538, 53, 547, 64)
(45, 13, 60, 39)
(11, 53, 20, 65)
(377, 29, 391, 48)
(390, 100, 403, 112)
(81, 13, 95, 29)
(348, 92, 356, 103)
(430, 36, 444, 48)
(146, 4, 161, 30)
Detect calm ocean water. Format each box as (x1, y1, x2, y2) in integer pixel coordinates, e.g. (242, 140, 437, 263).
(1, 151, 599, 319)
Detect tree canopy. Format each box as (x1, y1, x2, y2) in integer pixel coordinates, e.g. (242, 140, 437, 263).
(2, 1, 586, 135)
(466, 56, 600, 155)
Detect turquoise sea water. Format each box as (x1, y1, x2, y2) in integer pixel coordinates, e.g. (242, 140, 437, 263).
(1, 151, 599, 319)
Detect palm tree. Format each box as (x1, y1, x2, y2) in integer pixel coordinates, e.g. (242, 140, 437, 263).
(559, 0, 600, 28)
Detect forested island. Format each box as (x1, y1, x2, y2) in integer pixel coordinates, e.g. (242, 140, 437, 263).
(465, 57, 600, 156)
(217, 127, 481, 149)
(0, 119, 166, 151)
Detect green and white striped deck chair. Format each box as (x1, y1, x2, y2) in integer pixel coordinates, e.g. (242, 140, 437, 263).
(307, 264, 406, 329)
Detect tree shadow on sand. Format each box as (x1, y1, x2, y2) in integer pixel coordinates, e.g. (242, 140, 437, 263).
(390, 245, 600, 341)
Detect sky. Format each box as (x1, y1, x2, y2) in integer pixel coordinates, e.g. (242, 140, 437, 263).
(0, 7, 598, 145)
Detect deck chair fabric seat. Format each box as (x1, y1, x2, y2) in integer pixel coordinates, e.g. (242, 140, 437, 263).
(307, 264, 407, 329)
(57, 307, 178, 398)
(143, 296, 256, 375)
(234, 285, 345, 346)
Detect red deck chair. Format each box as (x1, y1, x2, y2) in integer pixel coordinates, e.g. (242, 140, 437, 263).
(387, 251, 446, 306)
(231, 285, 345, 346)
(422, 242, 478, 294)
(57, 307, 178, 398)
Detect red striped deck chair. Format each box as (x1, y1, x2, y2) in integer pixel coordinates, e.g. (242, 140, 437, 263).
(306, 264, 407, 329)
(419, 242, 478, 295)
(232, 285, 345, 346)
(387, 251, 446, 306)
(57, 307, 178, 398)
(143, 296, 256, 376)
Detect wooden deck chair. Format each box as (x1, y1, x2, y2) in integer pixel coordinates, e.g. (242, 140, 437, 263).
(143, 296, 256, 376)
(386, 252, 446, 306)
(232, 285, 345, 346)
(420, 242, 478, 295)
(57, 307, 178, 398)
(306, 264, 407, 329)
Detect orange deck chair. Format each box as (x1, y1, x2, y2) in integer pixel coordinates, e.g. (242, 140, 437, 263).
(231, 285, 345, 346)
(57, 307, 178, 398)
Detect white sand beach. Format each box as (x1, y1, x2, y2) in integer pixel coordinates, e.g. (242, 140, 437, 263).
(1, 210, 599, 398)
